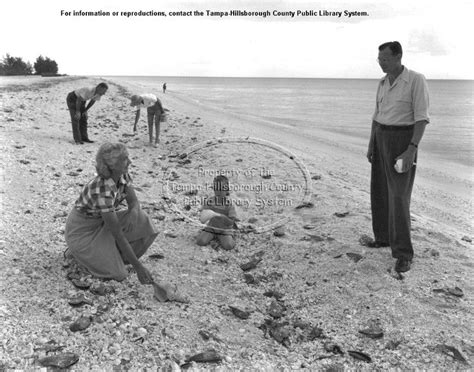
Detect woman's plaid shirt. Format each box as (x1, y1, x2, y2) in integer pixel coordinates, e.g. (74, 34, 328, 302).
(74, 173, 132, 217)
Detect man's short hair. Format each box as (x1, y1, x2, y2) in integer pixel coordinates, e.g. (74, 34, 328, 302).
(378, 41, 403, 56)
(97, 82, 109, 90)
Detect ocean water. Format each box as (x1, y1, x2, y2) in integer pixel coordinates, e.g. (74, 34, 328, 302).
(109, 76, 473, 169)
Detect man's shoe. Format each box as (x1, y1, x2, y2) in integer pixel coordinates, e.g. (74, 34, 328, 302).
(75, 141, 84, 145)
(82, 139, 94, 143)
(395, 258, 412, 273)
(367, 240, 390, 248)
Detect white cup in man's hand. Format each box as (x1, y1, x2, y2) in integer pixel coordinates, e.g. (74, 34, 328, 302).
(394, 159, 404, 173)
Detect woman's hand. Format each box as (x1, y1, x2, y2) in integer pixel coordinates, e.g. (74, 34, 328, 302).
(74, 112, 81, 120)
(135, 264, 154, 285)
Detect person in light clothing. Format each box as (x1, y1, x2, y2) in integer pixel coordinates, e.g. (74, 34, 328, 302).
(65, 143, 158, 283)
(66, 82, 108, 144)
(366, 41, 430, 273)
(196, 175, 238, 251)
(130, 93, 165, 147)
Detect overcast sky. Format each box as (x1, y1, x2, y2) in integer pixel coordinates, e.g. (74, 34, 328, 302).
(1, 0, 472, 79)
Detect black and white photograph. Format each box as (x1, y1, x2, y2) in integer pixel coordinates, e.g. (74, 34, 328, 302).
(0, 0, 472, 370)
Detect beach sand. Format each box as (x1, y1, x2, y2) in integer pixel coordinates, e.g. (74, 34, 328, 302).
(0, 76, 472, 370)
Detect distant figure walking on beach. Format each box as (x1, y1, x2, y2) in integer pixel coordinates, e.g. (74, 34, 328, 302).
(66, 82, 108, 144)
(130, 93, 165, 147)
(65, 143, 158, 283)
(366, 41, 430, 273)
(162, 83, 167, 93)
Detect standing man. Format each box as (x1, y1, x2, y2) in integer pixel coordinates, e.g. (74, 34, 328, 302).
(66, 82, 108, 144)
(367, 41, 430, 273)
(162, 83, 167, 93)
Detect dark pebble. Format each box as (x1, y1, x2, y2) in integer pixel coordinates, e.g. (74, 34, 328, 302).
(39, 353, 79, 369)
(69, 316, 91, 332)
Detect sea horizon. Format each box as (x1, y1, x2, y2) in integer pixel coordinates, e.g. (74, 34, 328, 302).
(107, 75, 473, 171)
(94, 75, 474, 82)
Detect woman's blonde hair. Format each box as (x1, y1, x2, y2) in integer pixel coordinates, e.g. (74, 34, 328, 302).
(95, 143, 128, 178)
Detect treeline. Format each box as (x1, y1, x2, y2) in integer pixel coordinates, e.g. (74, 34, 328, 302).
(0, 54, 60, 76)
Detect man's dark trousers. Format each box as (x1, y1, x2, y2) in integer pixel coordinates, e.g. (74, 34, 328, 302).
(67, 92, 89, 142)
(371, 122, 416, 260)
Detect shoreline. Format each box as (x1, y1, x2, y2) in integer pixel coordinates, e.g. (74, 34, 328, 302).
(108, 76, 472, 237)
(0, 76, 472, 370)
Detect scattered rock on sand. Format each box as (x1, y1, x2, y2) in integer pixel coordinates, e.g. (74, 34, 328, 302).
(240, 257, 262, 272)
(308, 326, 325, 340)
(295, 202, 314, 209)
(447, 287, 464, 297)
(385, 339, 402, 350)
(303, 234, 325, 242)
(430, 249, 440, 257)
(432, 286, 464, 297)
(260, 319, 291, 347)
(90, 283, 111, 296)
(69, 316, 92, 332)
(268, 299, 286, 319)
(263, 290, 284, 300)
(71, 279, 91, 290)
(243, 273, 258, 284)
(346, 252, 364, 263)
(182, 349, 223, 367)
(434, 344, 468, 364)
(359, 325, 384, 339)
(229, 306, 251, 320)
(347, 350, 372, 363)
(273, 226, 285, 237)
(38, 352, 79, 369)
(68, 293, 93, 307)
(358, 234, 373, 246)
(324, 342, 343, 355)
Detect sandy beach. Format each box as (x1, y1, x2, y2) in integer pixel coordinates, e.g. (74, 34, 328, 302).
(0, 76, 472, 370)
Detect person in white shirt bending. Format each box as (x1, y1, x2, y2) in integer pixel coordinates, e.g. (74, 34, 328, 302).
(130, 93, 165, 147)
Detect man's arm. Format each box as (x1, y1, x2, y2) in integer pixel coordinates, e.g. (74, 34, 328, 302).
(395, 74, 430, 172)
(410, 120, 428, 146)
(156, 98, 164, 114)
(395, 120, 428, 172)
(85, 100, 96, 112)
(367, 120, 377, 163)
(367, 83, 381, 163)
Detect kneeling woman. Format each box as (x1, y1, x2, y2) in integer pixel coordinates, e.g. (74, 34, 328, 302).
(65, 143, 157, 284)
